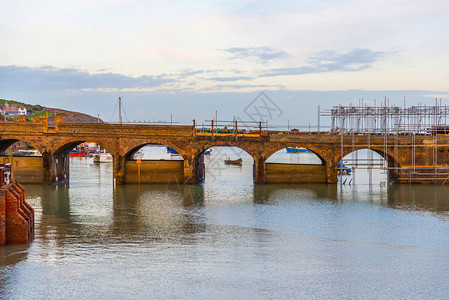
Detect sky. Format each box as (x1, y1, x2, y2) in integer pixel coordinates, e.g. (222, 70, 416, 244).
(1, 0, 449, 126)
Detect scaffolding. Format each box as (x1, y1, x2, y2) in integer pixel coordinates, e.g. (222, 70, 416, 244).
(322, 100, 449, 135)
(319, 99, 449, 185)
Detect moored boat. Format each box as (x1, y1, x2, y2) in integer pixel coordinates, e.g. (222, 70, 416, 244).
(167, 147, 180, 155)
(224, 158, 242, 166)
(69, 149, 87, 157)
(337, 161, 352, 174)
(133, 150, 144, 159)
(286, 147, 311, 153)
(93, 152, 113, 163)
(13, 149, 40, 156)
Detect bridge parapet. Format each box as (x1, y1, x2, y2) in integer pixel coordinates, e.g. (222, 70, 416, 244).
(0, 121, 44, 134)
(57, 123, 194, 137)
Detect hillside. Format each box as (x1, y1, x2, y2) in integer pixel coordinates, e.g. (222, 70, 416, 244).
(0, 99, 103, 123)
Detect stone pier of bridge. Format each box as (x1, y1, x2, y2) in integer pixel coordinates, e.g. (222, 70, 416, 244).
(1, 117, 449, 185)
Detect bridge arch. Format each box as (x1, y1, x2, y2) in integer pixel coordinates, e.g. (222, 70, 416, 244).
(0, 138, 44, 155)
(265, 144, 326, 165)
(120, 141, 188, 184)
(337, 146, 401, 169)
(0, 138, 45, 183)
(192, 140, 258, 160)
(195, 141, 256, 161)
(263, 144, 329, 184)
(336, 147, 401, 184)
(53, 140, 114, 157)
(49, 139, 116, 184)
(194, 143, 256, 184)
(123, 142, 185, 161)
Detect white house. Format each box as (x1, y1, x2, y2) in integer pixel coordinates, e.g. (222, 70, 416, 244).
(18, 107, 27, 115)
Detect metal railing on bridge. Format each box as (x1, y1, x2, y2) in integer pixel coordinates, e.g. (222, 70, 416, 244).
(192, 119, 333, 137)
(193, 120, 269, 137)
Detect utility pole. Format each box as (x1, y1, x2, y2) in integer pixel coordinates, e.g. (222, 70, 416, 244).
(317, 105, 320, 133)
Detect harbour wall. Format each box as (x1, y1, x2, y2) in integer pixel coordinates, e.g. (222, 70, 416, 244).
(0, 156, 43, 183)
(265, 163, 327, 183)
(125, 160, 184, 183)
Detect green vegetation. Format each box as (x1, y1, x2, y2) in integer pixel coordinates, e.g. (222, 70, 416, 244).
(0, 99, 23, 105)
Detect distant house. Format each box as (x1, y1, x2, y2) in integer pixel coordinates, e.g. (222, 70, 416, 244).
(0, 103, 27, 116)
(18, 107, 27, 115)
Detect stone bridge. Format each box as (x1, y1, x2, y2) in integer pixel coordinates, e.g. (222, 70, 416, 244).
(1, 117, 449, 185)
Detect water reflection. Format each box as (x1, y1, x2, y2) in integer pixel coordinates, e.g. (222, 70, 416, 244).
(253, 184, 338, 204)
(0, 244, 29, 267)
(26, 183, 209, 246)
(21, 178, 449, 251)
(387, 185, 449, 213)
(112, 184, 206, 240)
(253, 183, 449, 214)
(1, 156, 449, 298)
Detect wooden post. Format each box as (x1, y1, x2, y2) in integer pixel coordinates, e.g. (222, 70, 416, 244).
(235, 120, 238, 139)
(211, 120, 214, 138)
(193, 119, 196, 137)
(137, 159, 142, 194)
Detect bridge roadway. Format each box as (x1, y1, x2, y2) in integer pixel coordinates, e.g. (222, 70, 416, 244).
(1, 117, 449, 184)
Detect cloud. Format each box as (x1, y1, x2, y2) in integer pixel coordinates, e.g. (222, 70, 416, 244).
(208, 76, 254, 82)
(177, 69, 206, 78)
(224, 46, 290, 62)
(262, 48, 386, 76)
(0, 65, 176, 92)
(202, 83, 284, 91)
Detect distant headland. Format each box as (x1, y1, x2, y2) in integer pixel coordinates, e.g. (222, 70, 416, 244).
(0, 99, 102, 123)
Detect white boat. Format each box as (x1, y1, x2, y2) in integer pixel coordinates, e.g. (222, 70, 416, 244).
(93, 152, 113, 163)
(13, 149, 40, 156)
(133, 150, 144, 160)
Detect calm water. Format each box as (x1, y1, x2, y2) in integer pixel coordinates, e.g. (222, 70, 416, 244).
(1, 147, 449, 299)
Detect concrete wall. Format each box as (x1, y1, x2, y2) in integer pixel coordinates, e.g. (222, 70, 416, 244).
(265, 163, 326, 183)
(0, 156, 43, 183)
(125, 160, 184, 183)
